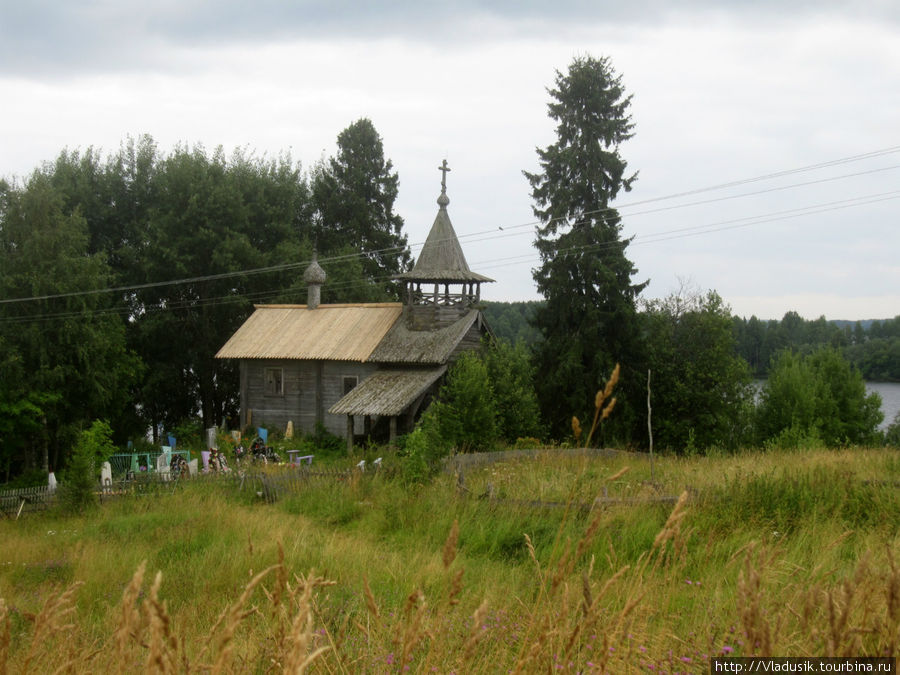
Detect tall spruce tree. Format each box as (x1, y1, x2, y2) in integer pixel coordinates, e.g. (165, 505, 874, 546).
(525, 55, 648, 441)
(313, 119, 411, 300)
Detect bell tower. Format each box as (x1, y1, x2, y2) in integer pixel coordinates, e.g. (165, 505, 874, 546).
(396, 161, 494, 330)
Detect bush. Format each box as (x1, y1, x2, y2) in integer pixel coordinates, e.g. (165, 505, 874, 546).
(885, 411, 900, 447)
(484, 340, 544, 442)
(421, 352, 498, 453)
(309, 422, 344, 456)
(58, 420, 116, 514)
(756, 348, 883, 448)
(2, 467, 48, 490)
(398, 427, 444, 486)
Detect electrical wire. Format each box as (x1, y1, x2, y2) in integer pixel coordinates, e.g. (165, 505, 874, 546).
(1, 144, 898, 322)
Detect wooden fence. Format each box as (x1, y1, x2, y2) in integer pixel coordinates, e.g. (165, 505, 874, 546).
(0, 485, 55, 518)
(235, 467, 360, 503)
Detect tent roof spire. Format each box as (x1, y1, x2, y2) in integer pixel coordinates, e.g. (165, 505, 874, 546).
(397, 160, 494, 284)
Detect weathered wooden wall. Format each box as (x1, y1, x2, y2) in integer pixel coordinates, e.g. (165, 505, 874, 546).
(241, 360, 377, 438)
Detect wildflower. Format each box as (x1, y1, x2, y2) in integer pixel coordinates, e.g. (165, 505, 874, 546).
(721, 646, 734, 654)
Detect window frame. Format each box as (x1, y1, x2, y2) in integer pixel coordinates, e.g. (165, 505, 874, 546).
(342, 375, 358, 396)
(264, 367, 284, 396)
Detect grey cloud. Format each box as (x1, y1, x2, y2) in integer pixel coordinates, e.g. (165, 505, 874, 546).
(3, 0, 898, 78)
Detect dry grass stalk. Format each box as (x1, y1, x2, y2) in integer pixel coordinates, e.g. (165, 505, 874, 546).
(825, 554, 869, 657)
(208, 564, 278, 674)
(113, 560, 146, 674)
(145, 571, 178, 674)
(606, 466, 630, 483)
(19, 581, 82, 675)
(651, 490, 689, 551)
(396, 589, 428, 671)
(461, 599, 489, 664)
(737, 543, 773, 656)
(0, 598, 10, 675)
(362, 574, 380, 621)
(571, 416, 582, 442)
(524, 534, 542, 583)
(447, 568, 465, 607)
(886, 549, 900, 656)
(283, 580, 315, 673)
(586, 363, 620, 447)
(442, 519, 459, 570)
(280, 571, 336, 673)
(581, 569, 593, 617)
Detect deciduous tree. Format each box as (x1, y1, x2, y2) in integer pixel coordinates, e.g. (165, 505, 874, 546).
(756, 347, 882, 447)
(642, 288, 753, 452)
(0, 173, 140, 473)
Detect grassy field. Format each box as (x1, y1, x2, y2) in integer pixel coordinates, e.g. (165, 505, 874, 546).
(1, 446, 899, 673)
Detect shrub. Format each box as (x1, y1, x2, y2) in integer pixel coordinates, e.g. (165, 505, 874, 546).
(483, 340, 544, 441)
(421, 352, 498, 453)
(885, 411, 900, 447)
(398, 427, 442, 486)
(58, 420, 116, 514)
(756, 348, 883, 448)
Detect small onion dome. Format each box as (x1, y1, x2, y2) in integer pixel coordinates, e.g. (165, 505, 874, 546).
(303, 254, 326, 284)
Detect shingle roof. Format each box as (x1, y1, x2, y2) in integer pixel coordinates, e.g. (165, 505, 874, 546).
(368, 309, 482, 364)
(214, 304, 402, 361)
(328, 367, 446, 417)
(397, 196, 494, 283)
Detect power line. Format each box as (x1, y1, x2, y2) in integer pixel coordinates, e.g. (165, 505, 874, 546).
(1, 144, 897, 312)
(4, 188, 896, 326)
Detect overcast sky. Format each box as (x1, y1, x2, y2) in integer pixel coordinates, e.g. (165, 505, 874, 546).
(2, 1, 898, 320)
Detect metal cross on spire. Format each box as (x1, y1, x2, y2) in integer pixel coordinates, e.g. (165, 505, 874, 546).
(438, 159, 451, 192)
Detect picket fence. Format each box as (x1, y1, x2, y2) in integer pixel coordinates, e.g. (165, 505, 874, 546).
(0, 485, 54, 518)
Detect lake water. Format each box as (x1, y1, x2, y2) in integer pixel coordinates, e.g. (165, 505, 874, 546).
(867, 382, 900, 430)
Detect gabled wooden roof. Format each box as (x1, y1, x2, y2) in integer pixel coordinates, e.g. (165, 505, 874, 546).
(214, 304, 403, 362)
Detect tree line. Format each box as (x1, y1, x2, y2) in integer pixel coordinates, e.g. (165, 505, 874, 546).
(486, 302, 900, 383)
(732, 312, 900, 381)
(0, 121, 409, 480)
(1, 55, 893, 483)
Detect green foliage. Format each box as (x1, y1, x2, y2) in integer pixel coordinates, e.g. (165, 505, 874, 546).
(309, 422, 345, 456)
(58, 420, 116, 514)
(169, 418, 205, 451)
(482, 301, 543, 346)
(483, 340, 544, 442)
(642, 289, 753, 452)
(733, 312, 900, 380)
(756, 347, 883, 447)
(885, 411, 900, 447)
(421, 352, 499, 453)
(0, 171, 141, 476)
(524, 55, 648, 441)
(1, 467, 49, 490)
(313, 118, 411, 300)
(398, 427, 445, 486)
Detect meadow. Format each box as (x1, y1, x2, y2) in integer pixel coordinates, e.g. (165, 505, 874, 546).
(1, 446, 899, 673)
